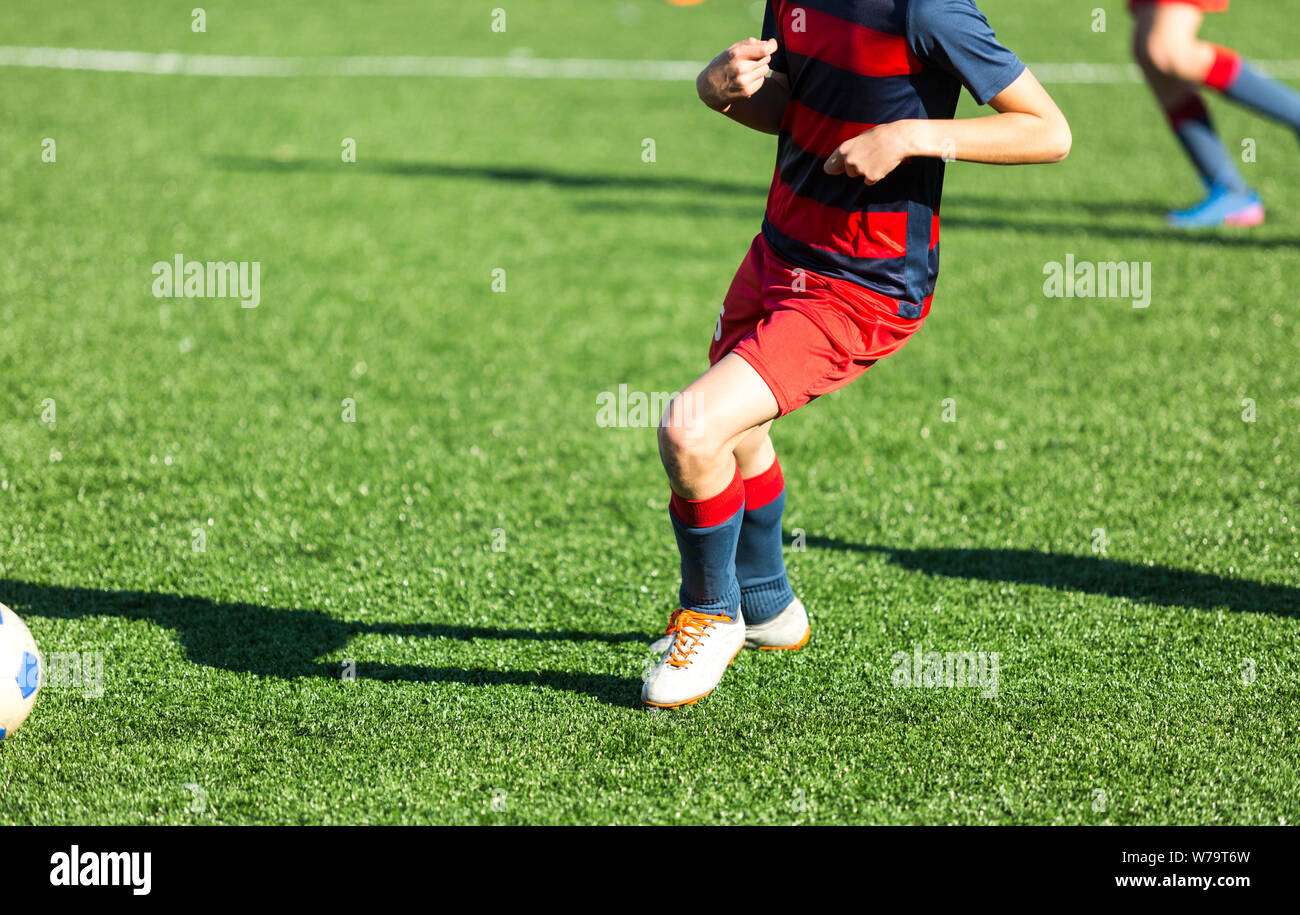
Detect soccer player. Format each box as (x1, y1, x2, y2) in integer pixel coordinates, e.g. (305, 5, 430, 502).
(1131, 0, 1300, 227)
(642, 0, 1071, 708)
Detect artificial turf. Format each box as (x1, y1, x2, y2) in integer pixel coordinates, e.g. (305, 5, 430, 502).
(0, 0, 1297, 824)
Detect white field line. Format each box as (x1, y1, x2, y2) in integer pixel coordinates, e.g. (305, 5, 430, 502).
(0, 46, 701, 80)
(2, 46, 1300, 83)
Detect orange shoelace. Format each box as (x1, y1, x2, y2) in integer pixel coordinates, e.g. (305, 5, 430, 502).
(663, 608, 732, 668)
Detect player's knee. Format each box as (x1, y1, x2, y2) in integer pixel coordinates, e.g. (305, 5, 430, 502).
(657, 416, 704, 464)
(657, 406, 721, 474)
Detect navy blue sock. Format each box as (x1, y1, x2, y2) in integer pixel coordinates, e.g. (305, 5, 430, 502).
(1207, 46, 1300, 132)
(669, 465, 744, 619)
(1165, 95, 1251, 194)
(735, 457, 794, 623)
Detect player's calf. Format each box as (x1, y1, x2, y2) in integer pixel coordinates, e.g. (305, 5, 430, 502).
(734, 452, 797, 628)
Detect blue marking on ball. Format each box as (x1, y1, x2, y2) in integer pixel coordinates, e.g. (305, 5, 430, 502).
(17, 652, 39, 699)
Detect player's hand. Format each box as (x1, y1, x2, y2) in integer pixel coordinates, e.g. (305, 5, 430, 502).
(823, 124, 912, 185)
(697, 38, 778, 111)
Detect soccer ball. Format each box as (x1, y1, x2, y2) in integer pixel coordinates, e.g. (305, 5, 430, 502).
(0, 603, 41, 740)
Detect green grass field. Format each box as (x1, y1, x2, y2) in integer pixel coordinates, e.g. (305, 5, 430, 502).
(1, 0, 1297, 825)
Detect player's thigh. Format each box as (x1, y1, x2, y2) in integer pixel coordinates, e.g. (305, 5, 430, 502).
(1134, 1, 1204, 37)
(1138, 3, 1212, 79)
(660, 353, 779, 459)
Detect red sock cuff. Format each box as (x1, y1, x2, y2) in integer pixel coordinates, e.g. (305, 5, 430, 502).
(669, 464, 744, 528)
(1204, 46, 1242, 92)
(1164, 94, 1209, 127)
(743, 456, 785, 511)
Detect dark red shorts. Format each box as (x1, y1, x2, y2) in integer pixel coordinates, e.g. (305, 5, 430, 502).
(1128, 0, 1229, 12)
(708, 234, 925, 416)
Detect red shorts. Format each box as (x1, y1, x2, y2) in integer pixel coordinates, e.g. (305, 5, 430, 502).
(708, 234, 924, 416)
(1128, 0, 1228, 12)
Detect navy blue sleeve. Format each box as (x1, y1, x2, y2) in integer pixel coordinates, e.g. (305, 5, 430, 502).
(907, 0, 1026, 105)
(762, 1, 788, 73)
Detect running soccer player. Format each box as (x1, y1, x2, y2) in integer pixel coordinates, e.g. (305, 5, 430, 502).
(1131, 0, 1300, 227)
(642, 0, 1071, 708)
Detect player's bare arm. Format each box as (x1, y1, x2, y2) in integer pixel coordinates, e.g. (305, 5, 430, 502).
(696, 37, 790, 135)
(825, 69, 1071, 184)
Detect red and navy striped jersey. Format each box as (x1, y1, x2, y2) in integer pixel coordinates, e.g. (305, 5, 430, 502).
(761, 0, 1025, 318)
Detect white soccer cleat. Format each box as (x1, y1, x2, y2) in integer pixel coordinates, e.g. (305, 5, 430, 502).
(743, 597, 810, 651)
(642, 607, 745, 708)
(649, 597, 811, 653)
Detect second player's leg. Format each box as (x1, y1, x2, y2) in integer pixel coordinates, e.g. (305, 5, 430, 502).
(1137, 3, 1300, 140)
(733, 421, 775, 478)
(1133, 3, 1212, 85)
(1131, 3, 1262, 226)
(729, 419, 806, 645)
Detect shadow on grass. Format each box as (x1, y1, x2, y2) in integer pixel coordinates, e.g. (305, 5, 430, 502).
(0, 579, 643, 707)
(212, 156, 1300, 248)
(211, 154, 767, 198)
(938, 213, 1300, 251)
(14, 538, 1291, 707)
(802, 536, 1300, 617)
(941, 193, 1171, 218)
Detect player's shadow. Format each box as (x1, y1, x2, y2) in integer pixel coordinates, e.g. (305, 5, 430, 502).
(213, 153, 1300, 248)
(0, 579, 644, 707)
(211, 154, 768, 198)
(801, 536, 1300, 617)
(943, 193, 1171, 218)
(941, 196, 1300, 251)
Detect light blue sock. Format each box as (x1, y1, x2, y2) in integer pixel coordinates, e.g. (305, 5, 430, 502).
(1220, 61, 1300, 132)
(1166, 95, 1251, 194)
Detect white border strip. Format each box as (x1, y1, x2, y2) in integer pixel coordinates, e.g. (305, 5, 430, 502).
(2, 46, 1299, 83)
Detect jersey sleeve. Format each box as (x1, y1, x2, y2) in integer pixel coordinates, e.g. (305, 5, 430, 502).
(906, 0, 1026, 105)
(762, 1, 789, 73)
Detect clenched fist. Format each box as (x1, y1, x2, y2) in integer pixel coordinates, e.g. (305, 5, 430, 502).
(823, 123, 915, 186)
(697, 38, 778, 111)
